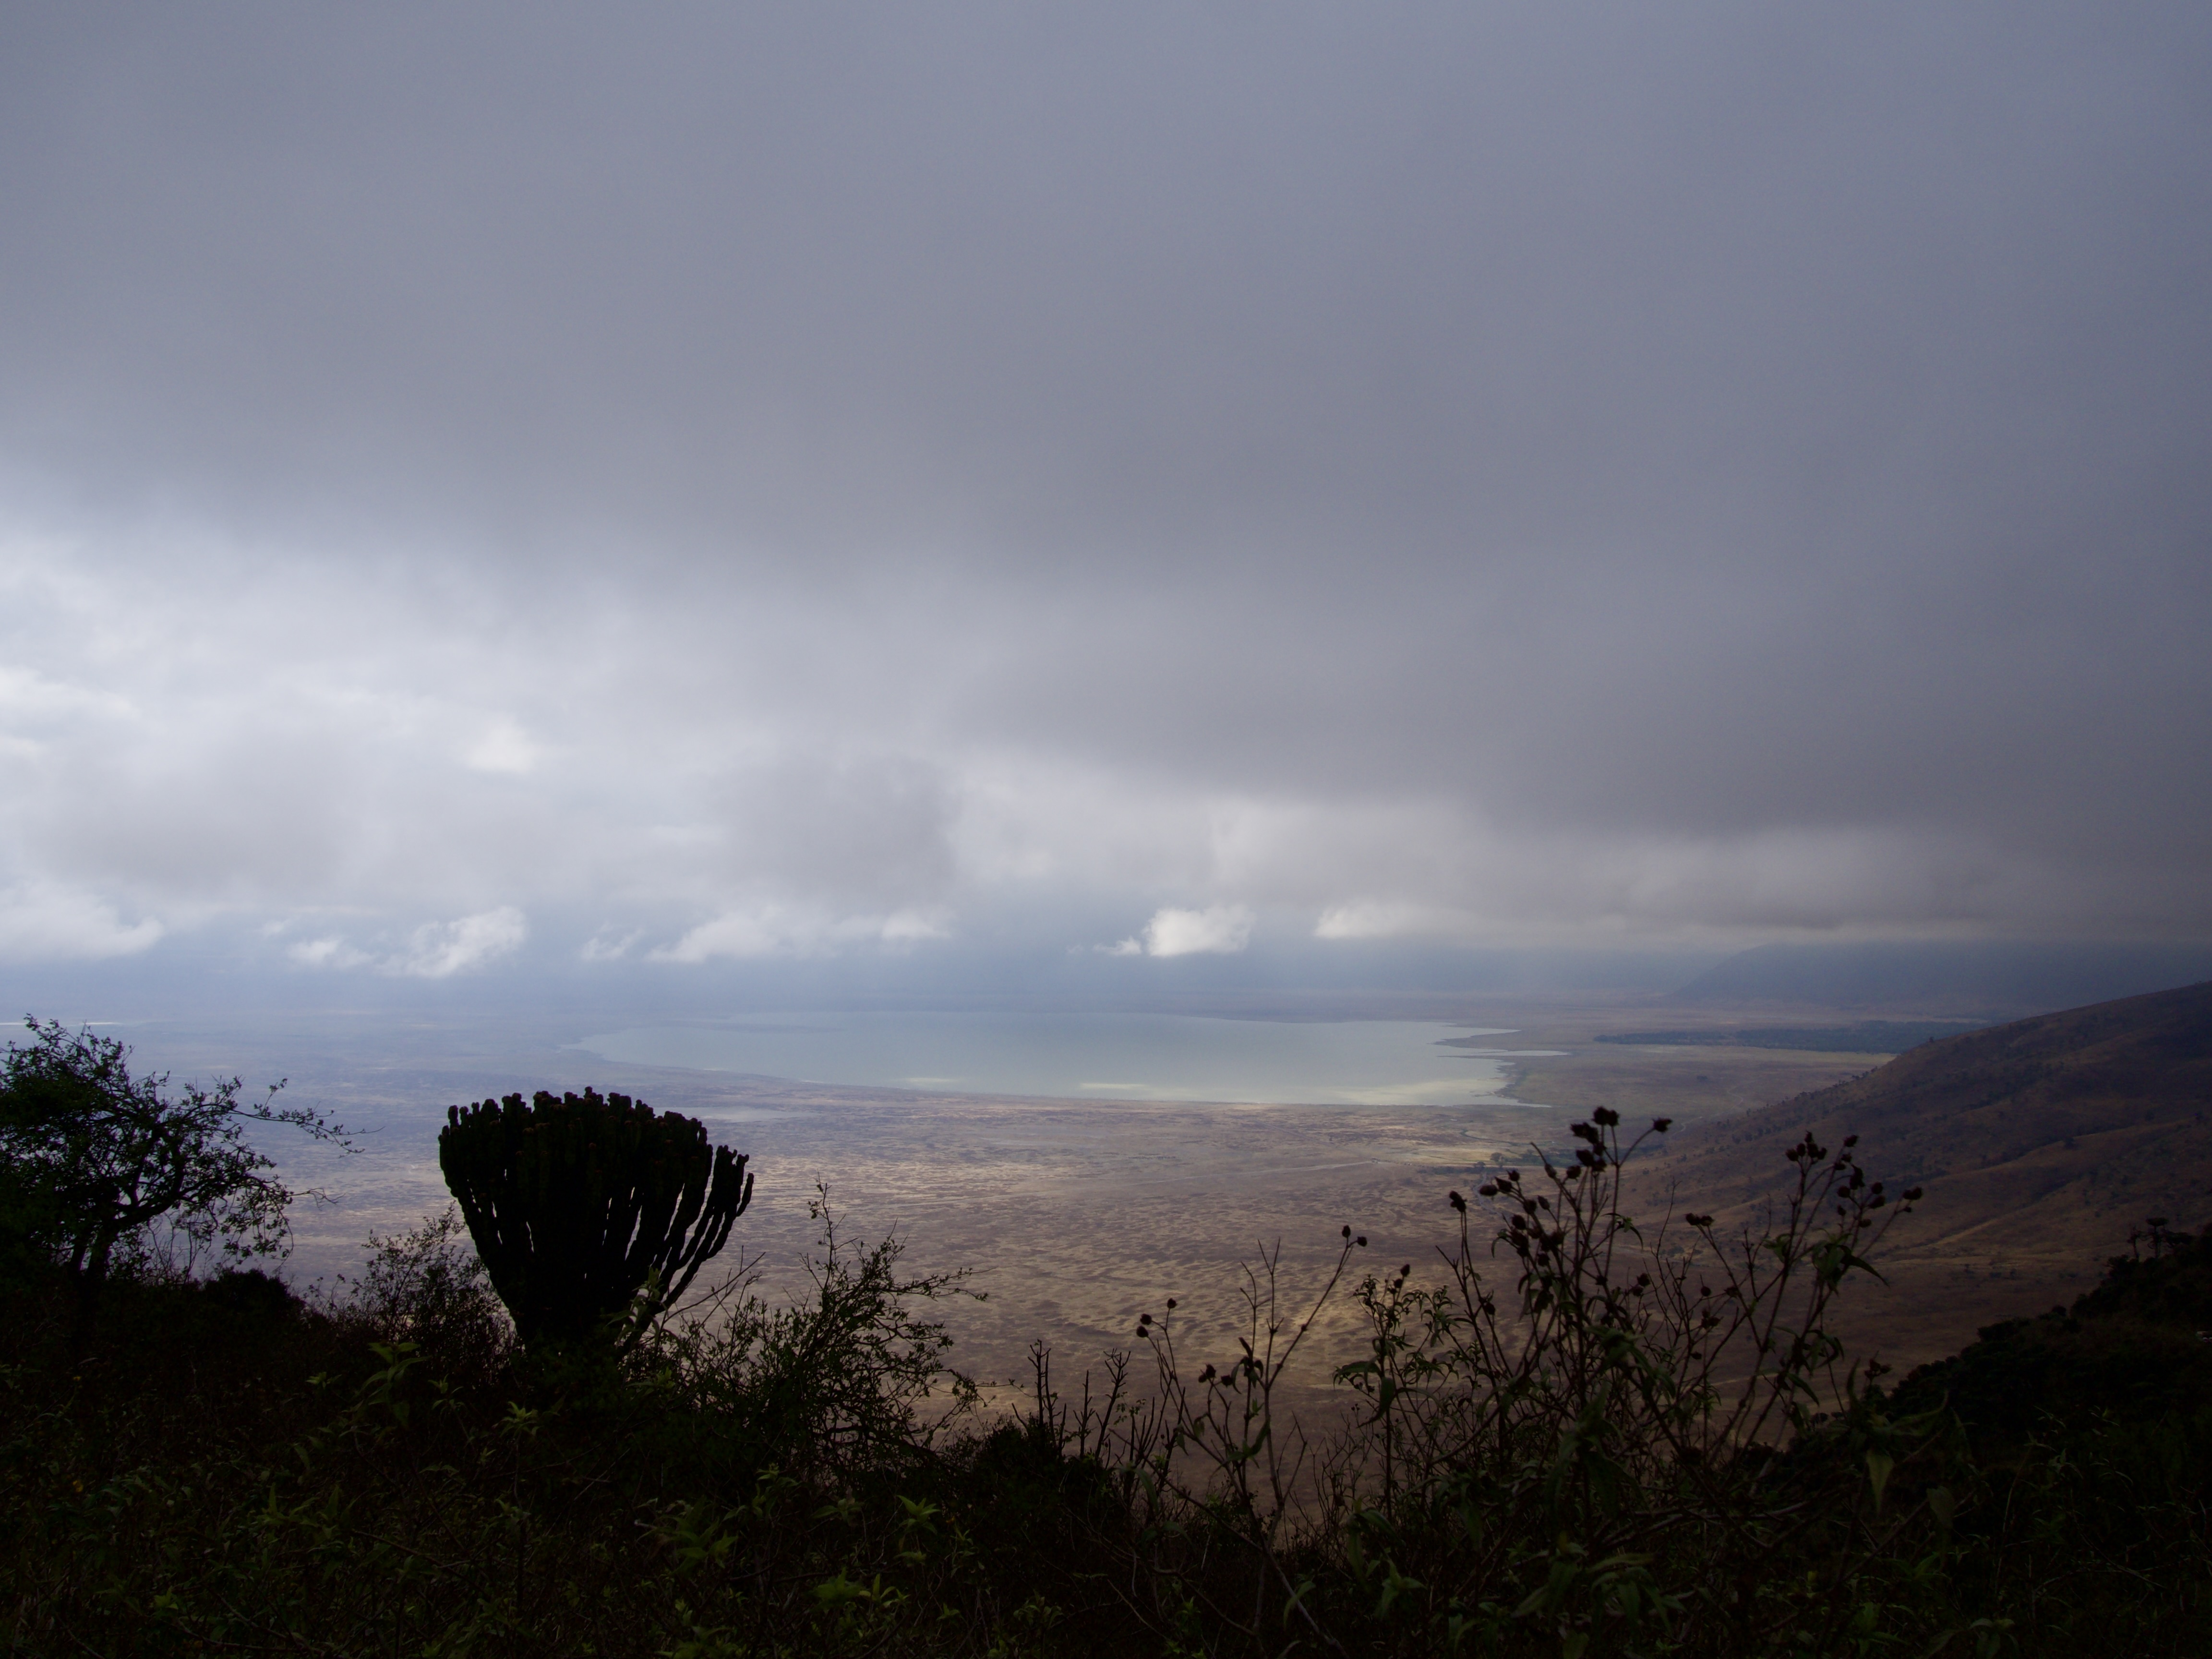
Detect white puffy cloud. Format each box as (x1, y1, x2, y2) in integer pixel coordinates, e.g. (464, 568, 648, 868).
(577, 928, 643, 962)
(878, 907, 954, 945)
(653, 903, 952, 963)
(390, 908, 529, 978)
(0, 883, 163, 962)
(1314, 903, 1474, 942)
(287, 935, 370, 970)
(1138, 905, 1255, 958)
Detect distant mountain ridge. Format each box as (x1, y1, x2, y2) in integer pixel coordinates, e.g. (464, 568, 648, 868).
(1671, 940, 2212, 1016)
(1624, 979, 2212, 1368)
(1594, 1020, 1986, 1053)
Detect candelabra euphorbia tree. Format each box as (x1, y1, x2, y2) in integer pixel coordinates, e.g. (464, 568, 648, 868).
(438, 1088, 753, 1350)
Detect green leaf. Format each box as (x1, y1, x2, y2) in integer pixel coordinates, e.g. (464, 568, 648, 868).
(1866, 1448, 1895, 1514)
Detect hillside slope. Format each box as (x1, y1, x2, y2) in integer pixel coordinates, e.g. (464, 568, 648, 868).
(1624, 979, 2212, 1367)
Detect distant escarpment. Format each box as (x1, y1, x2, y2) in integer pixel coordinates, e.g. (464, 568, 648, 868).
(1626, 979, 2212, 1366)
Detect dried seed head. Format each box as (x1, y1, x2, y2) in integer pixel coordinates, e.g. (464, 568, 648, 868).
(1593, 1107, 1620, 1128)
(1652, 1117, 1672, 1132)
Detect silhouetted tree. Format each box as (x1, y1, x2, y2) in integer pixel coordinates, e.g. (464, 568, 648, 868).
(438, 1088, 753, 1350)
(0, 1017, 348, 1318)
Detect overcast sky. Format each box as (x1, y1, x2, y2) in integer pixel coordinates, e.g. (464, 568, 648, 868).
(0, 3, 2207, 991)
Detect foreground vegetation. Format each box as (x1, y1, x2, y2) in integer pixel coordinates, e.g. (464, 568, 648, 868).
(4, 1028, 2212, 1654)
(5, 1185, 2209, 1653)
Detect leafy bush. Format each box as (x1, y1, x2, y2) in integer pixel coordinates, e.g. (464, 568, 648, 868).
(633, 1184, 980, 1485)
(338, 1204, 515, 1381)
(0, 1018, 348, 1316)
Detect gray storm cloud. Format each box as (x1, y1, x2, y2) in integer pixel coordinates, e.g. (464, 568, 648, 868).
(0, 3, 2206, 972)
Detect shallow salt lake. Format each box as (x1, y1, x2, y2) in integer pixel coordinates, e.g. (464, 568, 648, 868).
(572, 1012, 1563, 1106)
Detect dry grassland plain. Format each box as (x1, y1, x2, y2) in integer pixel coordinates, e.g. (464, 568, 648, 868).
(112, 1004, 2020, 1411)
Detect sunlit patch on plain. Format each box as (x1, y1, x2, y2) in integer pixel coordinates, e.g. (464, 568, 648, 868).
(1337, 1078, 1509, 1106)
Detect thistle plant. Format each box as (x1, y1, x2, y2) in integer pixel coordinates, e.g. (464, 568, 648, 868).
(1117, 1111, 1940, 1655)
(438, 1088, 753, 1350)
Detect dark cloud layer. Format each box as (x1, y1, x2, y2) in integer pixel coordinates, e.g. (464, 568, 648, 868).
(0, 3, 2206, 976)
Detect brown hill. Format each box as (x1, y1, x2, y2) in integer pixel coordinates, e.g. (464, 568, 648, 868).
(1623, 979, 2212, 1370)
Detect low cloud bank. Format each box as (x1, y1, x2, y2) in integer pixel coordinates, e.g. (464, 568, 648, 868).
(0, 8, 2206, 982)
(284, 908, 527, 978)
(653, 905, 952, 964)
